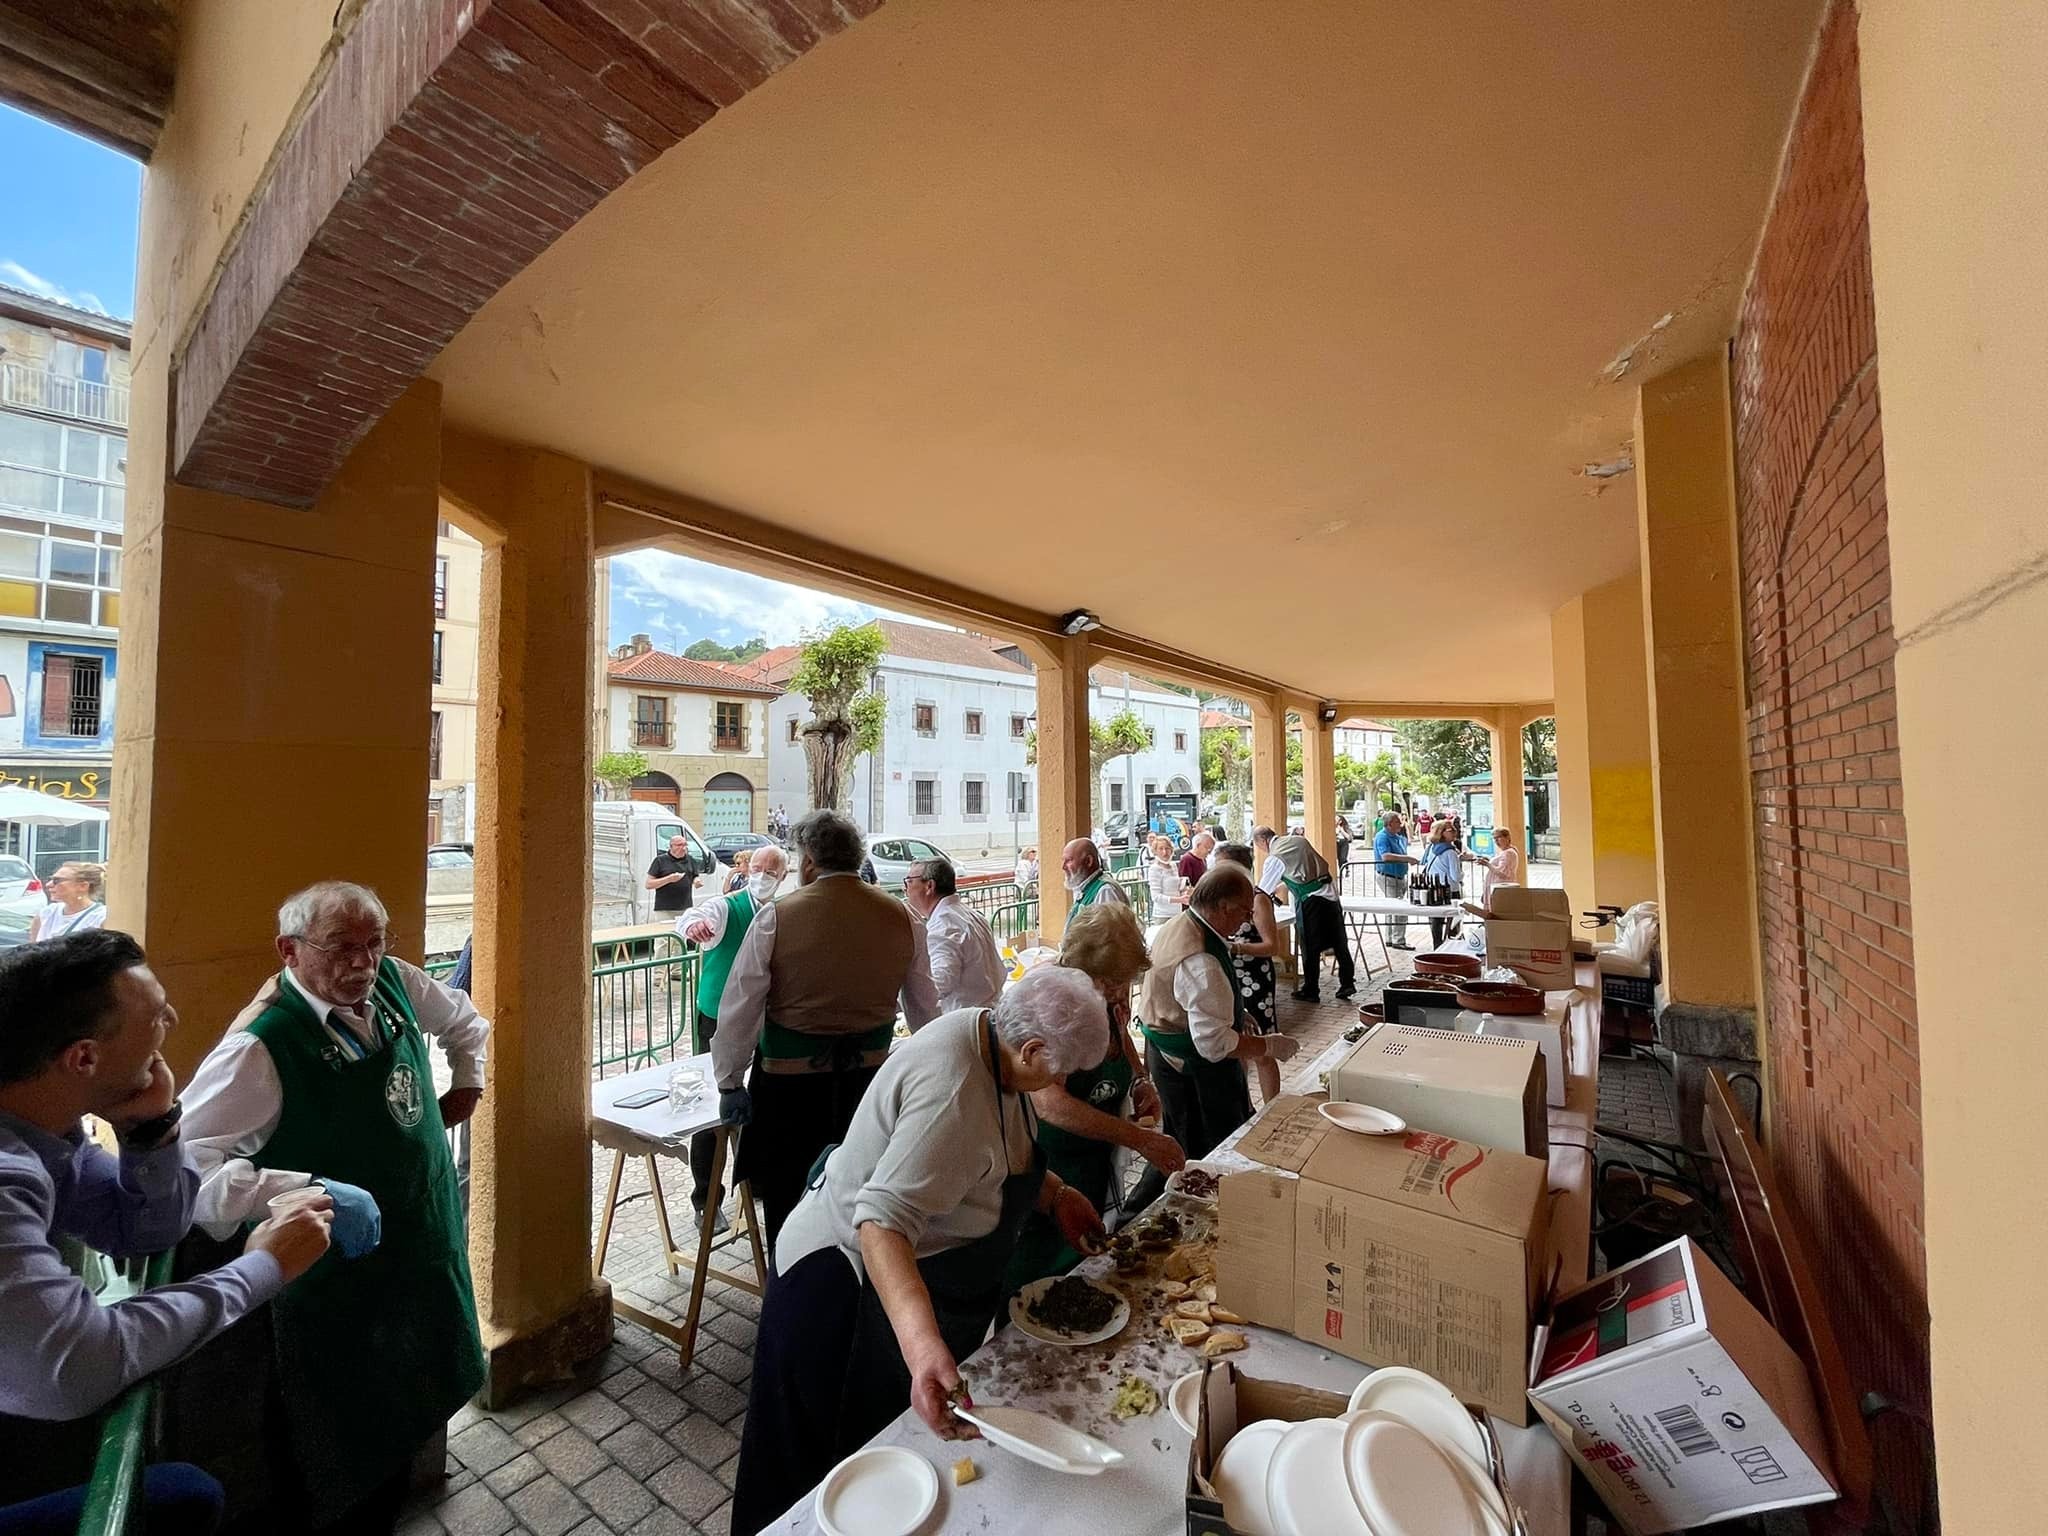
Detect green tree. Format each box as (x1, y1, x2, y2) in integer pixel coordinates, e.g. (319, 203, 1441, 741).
(682, 635, 770, 663)
(1202, 726, 1252, 836)
(1523, 717, 1557, 778)
(1285, 735, 1304, 805)
(593, 749, 648, 799)
(1027, 708, 1151, 827)
(1393, 718, 1490, 784)
(788, 622, 887, 812)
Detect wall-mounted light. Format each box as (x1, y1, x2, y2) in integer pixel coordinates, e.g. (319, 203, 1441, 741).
(1318, 703, 1339, 725)
(1058, 609, 1103, 636)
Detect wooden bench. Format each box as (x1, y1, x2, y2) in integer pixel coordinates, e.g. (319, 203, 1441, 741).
(1702, 1069, 1875, 1529)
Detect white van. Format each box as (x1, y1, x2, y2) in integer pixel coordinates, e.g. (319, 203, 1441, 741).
(592, 801, 718, 925)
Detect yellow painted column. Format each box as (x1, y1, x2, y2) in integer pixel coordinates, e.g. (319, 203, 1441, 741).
(451, 440, 610, 1402)
(1550, 575, 1658, 917)
(1029, 635, 1093, 940)
(110, 378, 440, 1079)
(1298, 709, 1338, 871)
(1484, 710, 1526, 869)
(1860, 1, 2047, 1519)
(1635, 352, 1763, 1018)
(1250, 697, 1286, 837)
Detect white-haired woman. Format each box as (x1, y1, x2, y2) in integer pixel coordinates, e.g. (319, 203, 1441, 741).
(732, 968, 1110, 1535)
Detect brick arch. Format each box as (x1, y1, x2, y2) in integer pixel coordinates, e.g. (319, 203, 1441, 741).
(176, 0, 886, 508)
(1730, 0, 1927, 1497)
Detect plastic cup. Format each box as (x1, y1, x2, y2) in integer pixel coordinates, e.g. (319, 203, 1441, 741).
(667, 1067, 706, 1112)
(267, 1185, 326, 1218)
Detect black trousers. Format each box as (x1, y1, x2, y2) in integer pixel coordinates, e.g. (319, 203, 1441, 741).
(1147, 1040, 1254, 1163)
(1296, 894, 1355, 997)
(690, 1011, 721, 1209)
(735, 1063, 882, 1250)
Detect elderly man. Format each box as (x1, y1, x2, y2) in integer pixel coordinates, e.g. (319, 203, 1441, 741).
(1373, 810, 1422, 950)
(714, 811, 939, 1245)
(904, 856, 1005, 1013)
(1272, 832, 1356, 1003)
(181, 882, 490, 1534)
(677, 846, 788, 1233)
(1137, 866, 1299, 1162)
(1058, 836, 1128, 937)
(0, 932, 333, 1530)
(1178, 832, 1213, 892)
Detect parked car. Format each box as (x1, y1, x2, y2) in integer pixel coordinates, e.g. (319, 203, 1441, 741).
(863, 835, 949, 887)
(706, 831, 782, 867)
(0, 855, 45, 920)
(426, 843, 475, 899)
(0, 905, 34, 949)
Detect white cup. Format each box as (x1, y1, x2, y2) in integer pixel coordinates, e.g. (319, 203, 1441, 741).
(267, 1185, 326, 1218)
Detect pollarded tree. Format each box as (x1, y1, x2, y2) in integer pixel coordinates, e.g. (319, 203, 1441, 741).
(788, 622, 887, 813)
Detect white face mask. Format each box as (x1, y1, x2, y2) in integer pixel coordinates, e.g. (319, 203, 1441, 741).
(747, 872, 779, 901)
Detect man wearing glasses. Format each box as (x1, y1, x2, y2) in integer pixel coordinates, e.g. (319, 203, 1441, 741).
(180, 880, 490, 1533)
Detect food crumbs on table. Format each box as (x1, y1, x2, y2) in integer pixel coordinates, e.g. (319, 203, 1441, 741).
(1111, 1377, 1160, 1419)
(952, 1457, 978, 1486)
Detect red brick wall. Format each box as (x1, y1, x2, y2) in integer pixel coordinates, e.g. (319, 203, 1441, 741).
(1732, 0, 1928, 1459)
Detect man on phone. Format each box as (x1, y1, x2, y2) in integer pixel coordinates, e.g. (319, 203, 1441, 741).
(0, 931, 332, 1526)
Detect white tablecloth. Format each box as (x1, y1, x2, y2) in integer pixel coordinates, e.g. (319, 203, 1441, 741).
(590, 1054, 722, 1156)
(768, 978, 1604, 1536)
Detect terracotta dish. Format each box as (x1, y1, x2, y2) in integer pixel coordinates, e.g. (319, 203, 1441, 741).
(1356, 1003, 1386, 1025)
(1455, 980, 1545, 1015)
(1413, 953, 1483, 980)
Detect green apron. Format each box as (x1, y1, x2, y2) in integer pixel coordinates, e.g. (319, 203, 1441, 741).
(693, 889, 755, 1046)
(1004, 1046, 1133, 1291)
(1137, 915, 1255, 1161)
(245, 962, 485, 1519)
(1060, 871, 1110, 937)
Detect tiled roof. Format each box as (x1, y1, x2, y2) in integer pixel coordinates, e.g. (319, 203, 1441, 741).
(1088, 665, 1188, 697)
(874, 619, 1030, 675)
(1202, 709, 1251, 730)
(723, 644, 803, 684)
(607, 650, 783, 694)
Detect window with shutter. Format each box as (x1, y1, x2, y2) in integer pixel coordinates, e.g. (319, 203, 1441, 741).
(714, 701, 745, 751)
(39, 654, 72, 734)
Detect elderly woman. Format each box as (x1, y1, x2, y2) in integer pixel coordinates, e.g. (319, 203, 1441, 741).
(1423, 818, 1465, 946)
(731, 968, 1111, 1535)
(1003, 903, 1183, 1292)
(1144, 833, 1182, 912)
(721, 846, 752, 896)
(30, 861, 107, 942)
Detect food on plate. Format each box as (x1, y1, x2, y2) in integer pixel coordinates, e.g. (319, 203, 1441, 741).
(951, 1456, 978, 1486)
(1195, 1282, 1218, 1304)
(1168, 1317, 1212, 1347)
(1175, 1299, 1213, 1322)
(1027, 1275, 1121, 1335)
(1175, 1168, 1220, 1200)
(1110, 1377, 1160, 1420)
(1201, 1329, 1248, 1357)
(1136, 1210, 1184, 1252)
(1211, 1305, 1246, 1326)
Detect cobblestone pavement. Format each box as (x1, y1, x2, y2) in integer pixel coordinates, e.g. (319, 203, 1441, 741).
(404, 936, 1624, 1535)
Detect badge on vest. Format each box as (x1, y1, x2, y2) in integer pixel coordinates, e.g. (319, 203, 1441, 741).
(1088, 1079, 1122, 1109)
(385, 1062, 425, 1128)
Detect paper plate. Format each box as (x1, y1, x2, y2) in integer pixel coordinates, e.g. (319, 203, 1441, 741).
(1341, 1412, 1481, 1536)
(1165, 1164, 1223, 1203)
(815, 1445, 939, 1536)
(1317, 1100, 1408, 1136)
(1345, 1366, 1490, 1470)
(952, 1405, 1125, 1476)
(1007, 1276, 1131, 1347)
(1266, 1418, 1371, 1536)
(1168, 1370, 1204, 1436)
(1210, 1419, 1287, 1536)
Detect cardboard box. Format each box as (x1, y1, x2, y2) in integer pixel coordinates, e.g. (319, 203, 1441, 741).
(1217, 1096, 1550, 1422)
(1462, 1002, 1571, 1108)
(1184, 1364, 1351, 1536)
(1328, 1022, 1546, 1157)
(1528, 1238, 1837, 1534)
(1483, 886, 1575, 989)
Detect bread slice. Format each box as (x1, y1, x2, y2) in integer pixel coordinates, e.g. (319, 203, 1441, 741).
(1168, 1317, 1212, 1347)
(1201, 1329, 1248, 1357)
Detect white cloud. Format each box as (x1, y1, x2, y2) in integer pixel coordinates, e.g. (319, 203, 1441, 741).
(0, 261, 113, 316)
(611, 549, 891, 648)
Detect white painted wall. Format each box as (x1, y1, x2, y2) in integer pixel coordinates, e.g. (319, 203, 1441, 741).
(1090, 676, 1203, 820)
(606, 684, 771, 765)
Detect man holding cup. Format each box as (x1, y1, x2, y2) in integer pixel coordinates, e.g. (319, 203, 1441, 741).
(0, 930, 332, 1524)
(182, 881, 490, 1532)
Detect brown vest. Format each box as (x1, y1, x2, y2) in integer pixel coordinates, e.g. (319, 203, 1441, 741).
(1139, 911, 1215, 1036)
(767, 873, 915, 1037)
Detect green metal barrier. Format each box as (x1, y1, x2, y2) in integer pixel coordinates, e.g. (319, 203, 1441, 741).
(77, 1251, 174, 1536)
(592, 933, 699, 1079)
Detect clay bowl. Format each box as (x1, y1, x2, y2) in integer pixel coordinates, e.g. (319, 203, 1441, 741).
(1455, 980, 1545, 1016)
(1356, 1003, 1386, 1025)
(1397, 977, 1461, 994)
(1413, 953, 1483, 980)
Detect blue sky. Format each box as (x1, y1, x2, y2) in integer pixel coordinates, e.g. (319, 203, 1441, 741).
(607, 549, 931, 654)
(0, 105, 141, 318)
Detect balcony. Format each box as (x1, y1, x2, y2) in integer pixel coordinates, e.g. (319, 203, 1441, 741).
(1, 362, 129, 428)
(633, 720, 674, 749)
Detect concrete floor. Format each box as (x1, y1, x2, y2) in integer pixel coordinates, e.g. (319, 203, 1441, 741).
(405, 945, 1679, 1536)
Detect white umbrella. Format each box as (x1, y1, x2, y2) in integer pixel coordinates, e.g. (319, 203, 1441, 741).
(0, 784, 110, 826)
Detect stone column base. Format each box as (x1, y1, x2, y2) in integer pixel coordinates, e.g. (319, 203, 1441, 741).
(479, 1279, 613, 1409)
(1655, 1000, 1760, 1155)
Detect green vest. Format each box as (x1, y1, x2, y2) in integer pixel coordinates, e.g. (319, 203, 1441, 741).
(695, 889, 756, 1038)
(244, 961, 485, 1517)
(1061, 872, 1110, 938)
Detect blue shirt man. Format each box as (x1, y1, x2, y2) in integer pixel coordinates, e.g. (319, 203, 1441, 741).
(1371, 812, 1420, 949)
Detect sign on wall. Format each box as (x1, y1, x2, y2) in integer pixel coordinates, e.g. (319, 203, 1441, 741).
(0, 763, 107, 800)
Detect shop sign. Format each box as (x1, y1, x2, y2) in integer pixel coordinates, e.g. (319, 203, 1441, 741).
(0, 764, 107, 800)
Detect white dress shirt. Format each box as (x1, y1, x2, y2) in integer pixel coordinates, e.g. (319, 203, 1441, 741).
(182, 961, 490, 1237)
(1148, 948, 1242, 1071)
(922, 894, 1006, 1013)
(711, 872, 941, 1091)
(1257, 853, 1285, 896)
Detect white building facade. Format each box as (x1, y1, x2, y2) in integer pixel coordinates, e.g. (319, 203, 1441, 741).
(0, 286, 131, 877)
(1087, 667, 1204, 824)
(1334, 717, 1403, 764)
(604, 640, 781, 835)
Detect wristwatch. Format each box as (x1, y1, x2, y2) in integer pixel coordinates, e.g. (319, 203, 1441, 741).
(121, 1099, 183, 1149)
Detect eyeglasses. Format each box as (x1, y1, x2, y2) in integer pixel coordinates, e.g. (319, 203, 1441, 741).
(292, 934, 387, 964)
